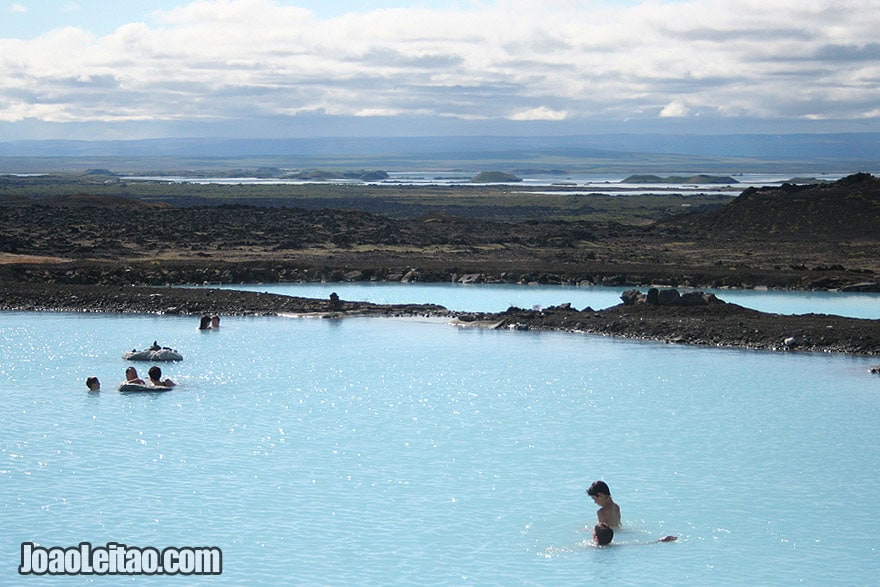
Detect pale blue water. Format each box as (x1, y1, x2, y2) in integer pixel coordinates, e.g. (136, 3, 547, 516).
(2, 297, 880, 585)
(124, 172, 842, 190)
(204, 281, 880, 319)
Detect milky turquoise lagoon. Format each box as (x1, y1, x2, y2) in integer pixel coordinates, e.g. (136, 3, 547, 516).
(2, 284, 879, 585)
(204, 281, 880, 318)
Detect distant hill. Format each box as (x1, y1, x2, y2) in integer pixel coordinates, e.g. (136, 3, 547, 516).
(285, 169, 389, 181)
(470, 171, 521, 183)
(664, 173, 880, 241)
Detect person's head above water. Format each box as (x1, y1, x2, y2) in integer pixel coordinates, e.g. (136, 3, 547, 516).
(593, 522, 614, 546)
(587, 480, 611, 498)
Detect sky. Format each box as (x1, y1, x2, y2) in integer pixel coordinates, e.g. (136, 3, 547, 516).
(1, 0, 878, 141)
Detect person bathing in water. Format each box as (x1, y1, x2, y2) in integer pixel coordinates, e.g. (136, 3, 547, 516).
(592, 523, 677, 546)
(125, 367, 145, 385)
(148, 366, 176, 388)
(587, 480, 621, 528)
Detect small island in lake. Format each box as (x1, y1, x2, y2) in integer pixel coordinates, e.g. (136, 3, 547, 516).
(469, 171, 522, 183)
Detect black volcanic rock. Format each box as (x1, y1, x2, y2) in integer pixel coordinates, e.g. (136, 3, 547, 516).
(664, 173, 880, 240)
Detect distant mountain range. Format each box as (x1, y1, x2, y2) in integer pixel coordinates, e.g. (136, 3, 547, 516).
(0, 133, 877, 174)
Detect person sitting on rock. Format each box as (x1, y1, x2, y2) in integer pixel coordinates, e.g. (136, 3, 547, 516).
(125, 367, 145, 385)
(148, 365, 176, 388)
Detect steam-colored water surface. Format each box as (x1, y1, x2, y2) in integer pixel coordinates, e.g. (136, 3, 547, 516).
(2, 290, 879, 585)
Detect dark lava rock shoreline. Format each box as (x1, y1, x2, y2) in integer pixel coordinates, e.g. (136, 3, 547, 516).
(3, 280, 879, 356)
(454, 296, 880, 356)
(0, 280, 447, 318)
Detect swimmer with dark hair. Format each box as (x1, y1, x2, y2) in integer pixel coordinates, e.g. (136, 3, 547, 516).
(593, 522, 614, 546)
(148, 365, 176, 388)
(587, 480, 621, 528)
(125, 367, 145, 385)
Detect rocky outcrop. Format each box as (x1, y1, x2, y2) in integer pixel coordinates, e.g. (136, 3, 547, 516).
(621, 287, 721, 306)
(451, 295, 880, 355)
(666, 172, 880, 240)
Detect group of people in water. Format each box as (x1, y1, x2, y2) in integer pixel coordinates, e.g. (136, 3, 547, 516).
(586, 480, 677, 546)
(198, 315, 221, 330)
(125, 365, 176, 387)
(84, 314, 225, 391)
(85, 365, 177, 391)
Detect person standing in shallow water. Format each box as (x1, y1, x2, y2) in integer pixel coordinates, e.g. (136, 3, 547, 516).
(587, 480, 621, 528)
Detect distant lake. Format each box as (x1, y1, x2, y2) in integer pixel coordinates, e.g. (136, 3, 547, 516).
(122, 172, 845, 194)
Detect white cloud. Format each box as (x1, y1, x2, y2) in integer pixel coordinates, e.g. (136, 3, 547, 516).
(10, 3, 27, 13)
(508, 106, 569, 121)
(659, 101, 689, 118)
(0, 0, 878, 136)
(353, 107, 403, 117)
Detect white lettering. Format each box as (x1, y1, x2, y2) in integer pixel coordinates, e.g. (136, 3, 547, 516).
(48, 548, 65, 574)
(79, 542, 93, 573)
(141, 547, 160, 574)
(19, 542, 34, 574)
(63, 547, 80, 573)
(124, 548, 140, 573)
(92, 546, 108, 574)
(19, 542, 222, 575)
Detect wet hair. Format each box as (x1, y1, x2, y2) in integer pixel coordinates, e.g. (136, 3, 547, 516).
(148, 366, 162, 380)
(594, 523, 614, 546)
(587, 480, 611, 497)
(199, 315, 211, 329)
(85, 376, 100, 390)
